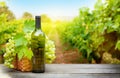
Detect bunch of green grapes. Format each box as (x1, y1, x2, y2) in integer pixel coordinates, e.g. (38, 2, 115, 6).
(45, 37, 56, 63)
(25, 32, 31, 46)
(102, 52, 120, 64)
(0, 33, 11, 44)
(4, 38, 16, 68)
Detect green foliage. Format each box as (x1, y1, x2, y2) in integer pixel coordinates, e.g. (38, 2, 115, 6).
(60, 0, 120, 63)
(0, 2, 15, 21)
(60, 7, 94, 62)
(13, 20, 35, 60)
(0, 48, 5, 55)
(0, 14, 17, 44)
(23, 20, 34, 33)
(17, 46, 33, 60)
(92, 0, 120, 62)
(3, 19, 33, 68)
(14, 33, 28, 47)
(115, 40, 120, 50)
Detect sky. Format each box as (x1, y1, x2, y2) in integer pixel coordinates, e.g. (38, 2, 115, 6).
(0, 0, 97, 20)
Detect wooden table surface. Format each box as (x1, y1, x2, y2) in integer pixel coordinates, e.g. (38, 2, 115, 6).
(0, 64, 120, 78)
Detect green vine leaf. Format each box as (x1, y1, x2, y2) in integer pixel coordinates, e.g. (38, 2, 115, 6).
(24, 48, 33, 60)
(18, 49, 24, 60)
(14, 33, 28, 47)
(17, 46, 33, 60)
(115, 40, 120, 50)
(23, 20, 35, 33)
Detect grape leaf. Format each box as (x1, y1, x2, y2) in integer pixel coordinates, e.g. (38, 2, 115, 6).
(18, 49, 24, 60)
(17, 46, 33, 60)
(14, 33, 28, 47)
(24, 48, 33, 60)
(115, 40, 120, 50)
(23, 20, 35, 33)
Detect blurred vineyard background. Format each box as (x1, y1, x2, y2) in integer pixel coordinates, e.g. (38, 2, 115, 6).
(0, 0, 120, 65)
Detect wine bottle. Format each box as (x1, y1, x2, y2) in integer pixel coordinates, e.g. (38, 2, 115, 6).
(31, 16, 45, 73)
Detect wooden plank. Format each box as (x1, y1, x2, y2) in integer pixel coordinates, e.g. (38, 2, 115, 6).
(45, 64, 120, 69)
(1, 64, 120, 73)
(10, 73, 120, 78)
(0, 64, 120, 78)
(45, 64, 120, 73)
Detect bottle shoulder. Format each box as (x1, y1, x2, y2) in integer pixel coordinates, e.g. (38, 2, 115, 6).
(32, 29, 45, 37)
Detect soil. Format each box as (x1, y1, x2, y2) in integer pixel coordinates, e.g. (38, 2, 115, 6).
(0, 54, 3, 64)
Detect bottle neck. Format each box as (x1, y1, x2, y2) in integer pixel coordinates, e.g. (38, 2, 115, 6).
(35, 25, 41, 30)
(35, 16, 41, 30)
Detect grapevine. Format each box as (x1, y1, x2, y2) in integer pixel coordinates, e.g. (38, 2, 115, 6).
(60, 0, 120, 63)
(45, 37, 56, 63)
(4, 38, 16, 68)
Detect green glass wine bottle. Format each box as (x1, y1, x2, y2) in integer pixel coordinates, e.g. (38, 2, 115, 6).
(31, 16, 45, 73)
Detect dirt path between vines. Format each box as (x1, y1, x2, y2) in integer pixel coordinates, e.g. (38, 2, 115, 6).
(53, 32, 87, 64)
(53, 32, 65, 63)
